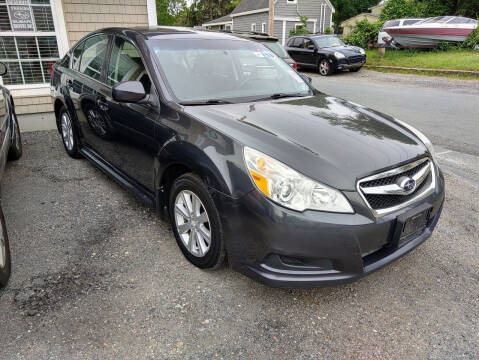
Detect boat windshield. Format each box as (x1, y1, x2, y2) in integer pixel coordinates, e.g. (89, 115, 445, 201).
(447, 17, 478, 24)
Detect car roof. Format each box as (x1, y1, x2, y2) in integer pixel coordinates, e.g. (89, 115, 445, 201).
(94, 26, 247, 41)
(289, 34, 337, 39)
(221, 30, 279, 42)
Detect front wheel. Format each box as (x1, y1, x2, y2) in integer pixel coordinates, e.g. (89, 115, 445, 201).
(169, 173, 225, 269)
(0, 205, 11, 288)
(319, 59, 333, 76)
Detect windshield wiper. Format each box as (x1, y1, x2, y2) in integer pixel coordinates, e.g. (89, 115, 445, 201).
(253, 93, 309, 102)
(179, 99, 233, 106)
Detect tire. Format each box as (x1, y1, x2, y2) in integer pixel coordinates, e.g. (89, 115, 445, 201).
(350, 67, 362, 73)
(0, 205, 11, 288)
(8, 111, 22, 161)
(59, 106, 81, 158)
(319, 59, 333, 76)
(169, 173, 225, 269)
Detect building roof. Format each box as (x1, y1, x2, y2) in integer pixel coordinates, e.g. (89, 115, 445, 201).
(231, 0, 270, 15)
(340, 13, 379, 26)
(203, 14, 232, 26)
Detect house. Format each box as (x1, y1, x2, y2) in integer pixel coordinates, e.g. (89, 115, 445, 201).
(0, 0, 157, 115)
(341, 13, 379, 36)
(340, 0, 387, 35)
(203, 0, 336, 45)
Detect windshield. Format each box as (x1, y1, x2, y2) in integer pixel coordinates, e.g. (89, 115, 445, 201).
(147, 39, 311, 103)
(314, 36, 344, 48)
(261, 41, 289, 58)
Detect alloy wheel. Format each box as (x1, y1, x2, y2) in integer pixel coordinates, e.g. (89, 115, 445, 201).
(61, 112, 74, 151)
(174, 190, 212, 257)
(320, 61, 329, 76)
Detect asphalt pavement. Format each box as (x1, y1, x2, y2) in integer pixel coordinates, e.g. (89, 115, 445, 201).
(0, 71, 478, 359)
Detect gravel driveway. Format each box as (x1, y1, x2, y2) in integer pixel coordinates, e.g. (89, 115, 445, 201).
(0, 86, 478, 359)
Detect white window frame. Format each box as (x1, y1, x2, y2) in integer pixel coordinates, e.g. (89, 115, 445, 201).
(251, 23, 256, 32)
(294, 23, 303, 30)
(225, 24, 232, 30)
(0, 0, 68, 90)
(261, 22, 266, 33)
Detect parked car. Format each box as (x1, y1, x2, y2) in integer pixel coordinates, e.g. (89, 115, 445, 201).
(286, 35, 366, 76)
(51, 28, 444, 288)
(0, 62, 23, 288)
(222, 30, 297, 69)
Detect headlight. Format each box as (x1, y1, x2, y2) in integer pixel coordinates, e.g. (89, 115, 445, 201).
(359, 48, 366, 55)
(394, 119, 436, 158)
(334, 51, 345, 59)
(243, 147, 354, 213)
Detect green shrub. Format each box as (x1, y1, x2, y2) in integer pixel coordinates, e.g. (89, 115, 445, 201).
(460, 25, 479, 49)
(324, 26, 333, 34)
(344, 19, 383, 48)
(289, 16, 312, 36)
(437, 40, 455, 51)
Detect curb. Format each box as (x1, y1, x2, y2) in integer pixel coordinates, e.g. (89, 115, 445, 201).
(364, 65, 479, 77)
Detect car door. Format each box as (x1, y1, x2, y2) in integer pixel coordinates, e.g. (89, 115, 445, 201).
(285, 37, 304, 64)
(65, 33, 112, 153)
(93, 35, 167, 192)
(301, 38, 318, 66)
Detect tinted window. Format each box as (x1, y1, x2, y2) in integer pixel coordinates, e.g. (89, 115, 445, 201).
(303, 39, 314, 49)
(79, 34, 109, 81)
(384, 20, 400, 28)
(403, 20, 420, 25)
(58, 53, 70, 68)
(107, 37, 151, 92)
(72, 42, 83, 70)
(292, 38, 303, 47)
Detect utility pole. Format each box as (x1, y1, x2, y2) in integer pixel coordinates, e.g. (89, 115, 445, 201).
(268, 0, 274, 36)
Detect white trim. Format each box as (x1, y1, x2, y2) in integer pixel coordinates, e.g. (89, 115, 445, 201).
(286, 0, 297, 4)
(274, 17, 316, 23)
(313, 20, 316, 33)
(251, 23, 257, 32)
(282, 20, 286, 45)
(6, 84, 50, 91)
(262, 22, 266, 33)
(203, 21, 233, 27)
(51, 0, 69, 57)
(319, 4, 323, 33)
(231, 8, 269, 18)
(324, 0, 335, 13)
(147, 0, 158, 26)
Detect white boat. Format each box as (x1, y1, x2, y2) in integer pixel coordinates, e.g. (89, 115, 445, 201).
(384, 16, 478, 48)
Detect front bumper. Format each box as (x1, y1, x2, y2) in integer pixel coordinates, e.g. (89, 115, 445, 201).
(336, 55, 366, 70)
(213, 164, 445, 288)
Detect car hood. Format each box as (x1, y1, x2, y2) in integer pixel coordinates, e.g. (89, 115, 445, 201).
(324, 45, 364, 56)
(183, 94, 427, 191)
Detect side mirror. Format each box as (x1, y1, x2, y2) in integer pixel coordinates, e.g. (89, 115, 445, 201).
(300, 74, 312, 84)
(112, 81, 146, 103)
(0, 62, 7, 76)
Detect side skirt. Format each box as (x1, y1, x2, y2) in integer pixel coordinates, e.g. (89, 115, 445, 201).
(79, 146, 156, 209)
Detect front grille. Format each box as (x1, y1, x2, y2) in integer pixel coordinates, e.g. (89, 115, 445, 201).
(348, 55, 365, 64)
(364, 174, 430, 210)
(358, 158, 434, 215)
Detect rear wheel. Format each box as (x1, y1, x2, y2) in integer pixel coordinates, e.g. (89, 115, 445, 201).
(319, 59, 332, 76)
(169, 173, 225, 269)
(59, 106, 81, 158)
(8, 111, 22, 161)
(0, 205, 11, 288)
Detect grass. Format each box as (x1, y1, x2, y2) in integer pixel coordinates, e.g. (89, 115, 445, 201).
(365, 49, 479, 72)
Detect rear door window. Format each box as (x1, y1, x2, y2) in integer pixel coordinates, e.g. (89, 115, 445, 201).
(72, 41, 84, 71)
(292, 38, 304, 48)
(79, 34, 109, 81)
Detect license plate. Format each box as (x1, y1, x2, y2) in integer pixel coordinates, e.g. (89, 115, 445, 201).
(400, 209, 430, 242)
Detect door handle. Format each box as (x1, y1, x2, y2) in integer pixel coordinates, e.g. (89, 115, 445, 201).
(97, 98, 109, 111)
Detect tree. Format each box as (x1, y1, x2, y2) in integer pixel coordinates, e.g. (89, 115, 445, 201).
(289, 16, 312, 36)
